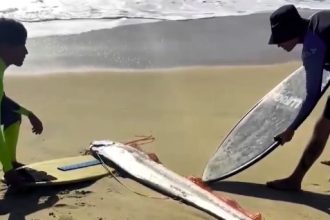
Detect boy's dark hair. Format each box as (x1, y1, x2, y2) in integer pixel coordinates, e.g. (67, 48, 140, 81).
(0, 18, 27, 46)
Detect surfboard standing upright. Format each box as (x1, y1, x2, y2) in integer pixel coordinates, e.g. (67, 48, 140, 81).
(203, 67, 330, 182)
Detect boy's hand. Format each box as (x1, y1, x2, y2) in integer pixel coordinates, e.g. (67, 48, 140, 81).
(28, 113, 43, 134)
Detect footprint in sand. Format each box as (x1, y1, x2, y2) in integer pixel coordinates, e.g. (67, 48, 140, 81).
(58, 215, 74, 220)
(67, 190, 92, 199)
(59, 190, 93, 199)
(54, 203, 79, 209)
(75, 202, 86, 206)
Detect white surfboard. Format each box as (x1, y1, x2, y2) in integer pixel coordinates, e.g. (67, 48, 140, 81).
(203, 66, 330, 182)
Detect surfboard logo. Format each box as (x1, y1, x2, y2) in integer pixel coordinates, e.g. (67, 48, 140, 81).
(272, 93, 302, 109)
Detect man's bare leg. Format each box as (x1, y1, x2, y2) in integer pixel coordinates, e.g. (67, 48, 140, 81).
(267, 116, 330, 191)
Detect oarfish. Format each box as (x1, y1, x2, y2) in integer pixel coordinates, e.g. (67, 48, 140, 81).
(90, 140, 261, 220)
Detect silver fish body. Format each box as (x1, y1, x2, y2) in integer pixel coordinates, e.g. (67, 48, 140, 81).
(90, 140, 254, 220)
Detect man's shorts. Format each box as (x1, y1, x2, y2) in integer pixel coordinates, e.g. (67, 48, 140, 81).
(1, 95, 21, 128)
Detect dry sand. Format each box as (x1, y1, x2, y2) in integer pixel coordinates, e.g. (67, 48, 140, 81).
(0, 62, 328, 220)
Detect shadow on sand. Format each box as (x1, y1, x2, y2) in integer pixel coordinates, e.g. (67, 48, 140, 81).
(209, 181, 330, 215)
(0, 180, 97, 220)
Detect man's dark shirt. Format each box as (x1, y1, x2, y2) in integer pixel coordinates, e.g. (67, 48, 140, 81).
(289, 11, 330, 130)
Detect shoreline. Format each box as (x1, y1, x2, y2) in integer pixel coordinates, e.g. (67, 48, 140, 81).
(7, 60, 302, 76)
(9, 10, 318, 75)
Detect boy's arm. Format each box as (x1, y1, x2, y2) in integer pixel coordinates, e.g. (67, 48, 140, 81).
(3, 95, 32, 116)
(15, 105, 31, 116)
(4, 95, 43, 134)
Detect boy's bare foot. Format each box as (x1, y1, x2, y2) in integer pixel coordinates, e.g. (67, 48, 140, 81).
(266, 177, 302, 191)
(3, 169, 25, 188)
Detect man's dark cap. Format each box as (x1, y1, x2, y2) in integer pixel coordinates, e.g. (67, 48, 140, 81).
(269, 5, 307, 44)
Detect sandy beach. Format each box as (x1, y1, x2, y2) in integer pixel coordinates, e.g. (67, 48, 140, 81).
(0, 10, 329, 220)
(0, 62, 328, 220)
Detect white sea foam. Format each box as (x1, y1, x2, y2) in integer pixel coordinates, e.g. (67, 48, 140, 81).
(0, 0, 328, 37)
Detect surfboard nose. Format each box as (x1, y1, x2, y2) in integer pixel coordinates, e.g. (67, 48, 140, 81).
(202, 160, 222, 182)
(202, 169, 213, 182)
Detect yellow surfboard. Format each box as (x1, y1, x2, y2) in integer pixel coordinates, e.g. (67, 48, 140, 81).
(5, 155, 110, 187)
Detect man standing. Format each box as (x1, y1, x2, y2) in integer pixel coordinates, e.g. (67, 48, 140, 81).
(267, 5, 330, 190)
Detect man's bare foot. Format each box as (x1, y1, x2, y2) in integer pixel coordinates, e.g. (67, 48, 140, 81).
(266, 177, 302, 191)
(320, 160, 330, 166)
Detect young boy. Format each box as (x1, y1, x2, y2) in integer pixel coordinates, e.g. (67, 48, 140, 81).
(0, 18, 43, 187)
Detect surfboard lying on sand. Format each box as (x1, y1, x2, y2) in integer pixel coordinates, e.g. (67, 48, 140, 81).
(2, 155, 110, 187)
(203, 67, 330, 182)
(90, 140, 261, 220)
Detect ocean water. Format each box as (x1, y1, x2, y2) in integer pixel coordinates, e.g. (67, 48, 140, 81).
(0, 0, 329, 37)
(1, 1, 326, 73)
